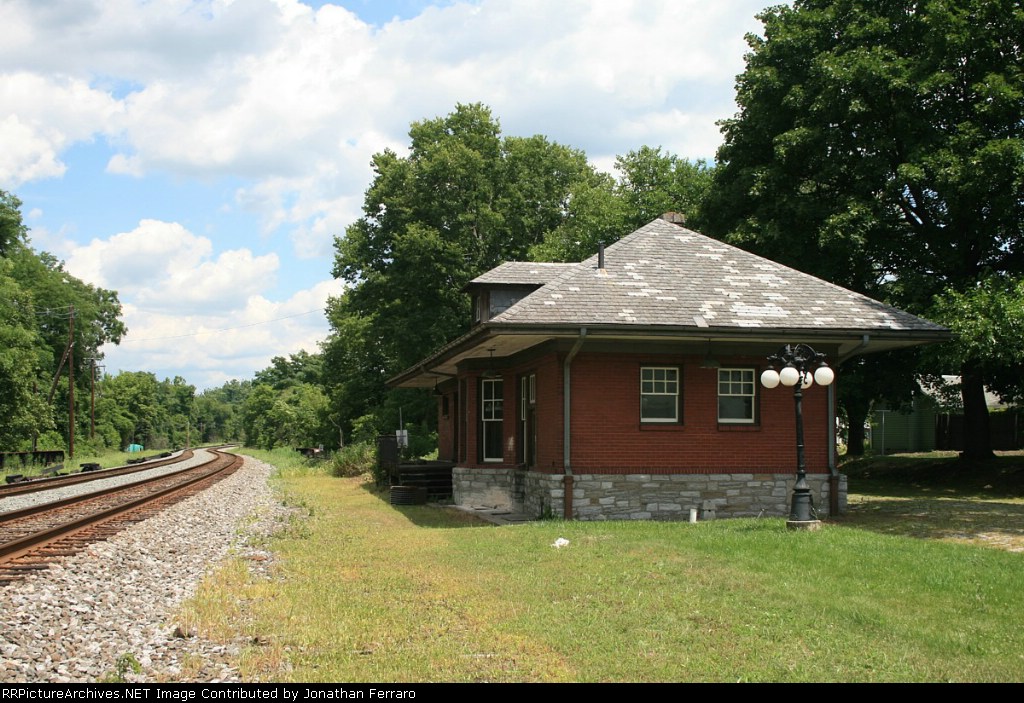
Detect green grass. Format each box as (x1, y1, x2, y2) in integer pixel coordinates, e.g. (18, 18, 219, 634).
(1, 447, 136, 481)
(178, 460, 1024, 683)
(231, 446, 332, 478)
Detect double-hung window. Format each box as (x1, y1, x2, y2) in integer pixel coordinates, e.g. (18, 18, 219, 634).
(481, 378, 504, 461)
(718, 368, 756, 424)
(640, 366, 680, 423)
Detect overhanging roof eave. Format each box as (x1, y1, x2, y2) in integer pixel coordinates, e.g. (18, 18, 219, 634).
(388, 321, 950, 388)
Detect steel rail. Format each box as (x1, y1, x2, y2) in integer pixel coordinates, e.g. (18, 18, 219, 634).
(0, 450, 243, 582)
(0, 450, 197, 498)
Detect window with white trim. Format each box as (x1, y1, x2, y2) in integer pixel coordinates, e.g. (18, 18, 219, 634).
(718, 368, 756, 424)
(640, 366, 680, 423)
(481, 378, 504, 461)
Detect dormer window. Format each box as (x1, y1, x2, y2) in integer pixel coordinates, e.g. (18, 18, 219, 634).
(470, 285, 534, 324)
(465, 262, 576, 327)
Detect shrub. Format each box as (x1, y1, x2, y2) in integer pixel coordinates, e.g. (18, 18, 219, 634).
(330, 442, 376, 478)
(401, 422, 438, 461)
(351, 414, 380, 445)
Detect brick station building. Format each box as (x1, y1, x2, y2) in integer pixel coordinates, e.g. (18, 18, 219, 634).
(390, 216, 949, 520)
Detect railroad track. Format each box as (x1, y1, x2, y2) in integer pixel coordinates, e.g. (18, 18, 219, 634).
(0, 448, 243, 586)
(0, 449, 195, 498)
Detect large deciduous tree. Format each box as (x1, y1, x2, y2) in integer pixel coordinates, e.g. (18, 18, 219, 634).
(705, 0, 1024, 460)
(531, 146, 715, 263)
(326, 103, 608, 436)
(0, 259, 52, 447)
(1, 190, 128, 452)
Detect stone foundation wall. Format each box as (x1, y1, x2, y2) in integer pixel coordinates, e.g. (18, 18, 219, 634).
(453, 466, 847, 521)
(452, 467, 515, 510)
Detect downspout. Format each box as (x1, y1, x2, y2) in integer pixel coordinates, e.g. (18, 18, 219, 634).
(562, 327, 587, 519)
(827, 382, 839, 517)
(829, 334, 871, 516)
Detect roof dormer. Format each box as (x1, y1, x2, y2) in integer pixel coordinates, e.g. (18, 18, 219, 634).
(464, 262, 575, 326)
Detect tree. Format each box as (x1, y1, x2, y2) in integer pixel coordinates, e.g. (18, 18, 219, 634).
(326, 103, 607, 434)
(527, 172, 626, 263)
(0, 259, 52, 448)
(1, 190, 128, 452)
(194, 380, 250, 443)
(241, 384, 278, 449)
(1, 191, 29, 257)
(531, 147, 716, 263)
(705, 0, 1024, 460)
(615, 146, 716, 230)
(8, 248, 126, 376)
(102, 371, 163, 448)
(253, 350, 323, 390)
(3, 200, 126, 451)
(837, 349, 923, 455)
(928, 275, 1024, 406)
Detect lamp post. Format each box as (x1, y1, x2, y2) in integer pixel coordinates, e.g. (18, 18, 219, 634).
(760, 344, 835, 528)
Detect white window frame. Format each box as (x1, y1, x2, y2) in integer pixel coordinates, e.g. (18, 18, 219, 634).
(718, 368, 756, 424)
(481, 378, 504, 462)
(640, 366, 680, 423)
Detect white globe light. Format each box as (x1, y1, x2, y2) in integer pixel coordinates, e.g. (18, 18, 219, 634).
(814, 365, 835, 386)
(779, 366, 800, 386)
(801, 372, 814, 389)
(761, 369, 781, 389)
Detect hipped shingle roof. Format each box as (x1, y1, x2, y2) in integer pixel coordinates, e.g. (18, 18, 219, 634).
(491, 219, 944, 334)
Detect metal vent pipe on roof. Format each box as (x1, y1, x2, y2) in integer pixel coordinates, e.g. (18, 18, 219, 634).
(598, 243, 605, 270)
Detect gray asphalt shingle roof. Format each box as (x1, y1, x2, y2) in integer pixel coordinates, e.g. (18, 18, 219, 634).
(469, 261, 576, 287)
(491, 218, 946, 333)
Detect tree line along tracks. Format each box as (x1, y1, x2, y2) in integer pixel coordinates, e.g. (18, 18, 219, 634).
(0, 448, 243, 586)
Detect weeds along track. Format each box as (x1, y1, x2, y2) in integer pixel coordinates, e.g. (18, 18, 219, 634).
(0, 448, 243, 586)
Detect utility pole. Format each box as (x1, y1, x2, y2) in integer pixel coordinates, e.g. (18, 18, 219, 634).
(68, 305, 75, 460)
(85, 358, 103, 440)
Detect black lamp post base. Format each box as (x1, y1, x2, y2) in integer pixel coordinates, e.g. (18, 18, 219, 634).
(786, 519, 823, 531)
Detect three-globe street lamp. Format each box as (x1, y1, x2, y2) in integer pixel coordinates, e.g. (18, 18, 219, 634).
(760, 344, 835, 526)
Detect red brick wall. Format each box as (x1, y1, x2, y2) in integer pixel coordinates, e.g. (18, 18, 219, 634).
(437, 390, 456, 462)
(568, 352, 832, 474)
(453, 354, 565, 470)
(443, 349, 833, 474)
(509, 354, 564, 471)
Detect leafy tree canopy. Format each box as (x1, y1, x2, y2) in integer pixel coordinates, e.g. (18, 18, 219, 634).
(531, 146, 715, 262)
(326, 103, 611, 435)
(323, 104, 726, 439)
(705, 0, 1024, 459)
(0, 190, 128, 452)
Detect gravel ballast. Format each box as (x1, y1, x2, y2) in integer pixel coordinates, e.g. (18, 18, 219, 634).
(0, 450, 213, 513)
(0, 455, 291, 683)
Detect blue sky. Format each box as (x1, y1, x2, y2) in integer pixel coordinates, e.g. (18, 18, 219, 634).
(1, 0, 775, 389)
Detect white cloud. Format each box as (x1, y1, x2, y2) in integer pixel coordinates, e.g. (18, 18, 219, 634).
(2, 0, 774, 388)
(0, 73, 120, 187)
(99, 276, 345, 390)
(2, 0, 766, 204)
(64, 219, 279, 314)
(60, 217, 345, 389)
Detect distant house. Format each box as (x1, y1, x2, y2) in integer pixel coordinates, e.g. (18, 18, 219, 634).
(390, 216, 949, 520)
(870, 377, 1021, 453)
(868, 395, 941, 454)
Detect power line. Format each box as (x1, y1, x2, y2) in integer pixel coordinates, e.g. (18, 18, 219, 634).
(117, 308, 326, 343)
